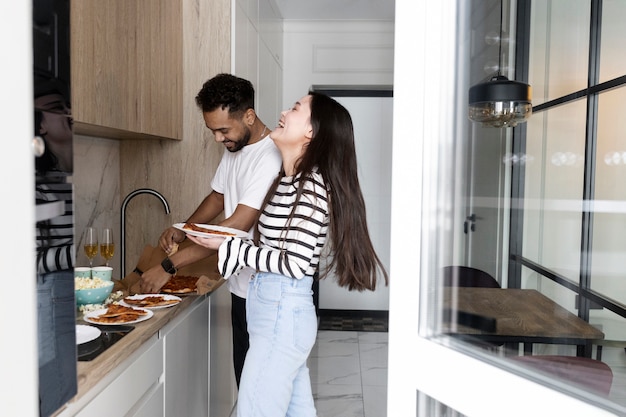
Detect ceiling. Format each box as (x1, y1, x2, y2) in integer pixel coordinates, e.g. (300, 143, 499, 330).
(273, 0, 395, 20)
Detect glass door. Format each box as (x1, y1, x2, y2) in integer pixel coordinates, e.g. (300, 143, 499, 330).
(388, 0, 626, 415)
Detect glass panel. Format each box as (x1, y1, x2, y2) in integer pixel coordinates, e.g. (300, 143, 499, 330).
(413, 0, 626, 413)
(599, 0, 626, 82)
(522, 100, 587, 282)
(529, 0, 590, 107)
(591, 87, 626, 306)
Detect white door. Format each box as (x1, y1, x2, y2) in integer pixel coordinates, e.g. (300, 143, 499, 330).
(463, 0, 511, 280)
(387, 0, 621, 416)
(319, 94, 392, 311)
(465, 126, 510, 279)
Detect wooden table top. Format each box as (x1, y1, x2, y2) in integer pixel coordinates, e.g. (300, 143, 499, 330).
(443, 288, 605, 345)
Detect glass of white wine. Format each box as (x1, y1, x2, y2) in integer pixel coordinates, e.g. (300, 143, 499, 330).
(83, 227, 98, 267)
(100, 228, 115, 267)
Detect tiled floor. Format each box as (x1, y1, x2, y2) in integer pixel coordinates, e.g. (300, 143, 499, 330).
(309, 330, 388, 417)
(229, 329, 389, 417)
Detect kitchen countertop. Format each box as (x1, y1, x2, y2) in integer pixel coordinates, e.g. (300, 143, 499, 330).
(69, 279, 226, 406)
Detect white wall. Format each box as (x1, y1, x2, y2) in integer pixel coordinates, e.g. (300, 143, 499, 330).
(282, 20, 394, 310)
(322, 95, 393, 310)
(282, 20, 394, 106)
(233, 0, 283, 127)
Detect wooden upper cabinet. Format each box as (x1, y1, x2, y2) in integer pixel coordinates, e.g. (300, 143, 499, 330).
(71, 0, 183, 140)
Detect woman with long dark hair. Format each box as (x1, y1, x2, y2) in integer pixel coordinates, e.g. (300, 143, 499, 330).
(187, 91, 388, 417)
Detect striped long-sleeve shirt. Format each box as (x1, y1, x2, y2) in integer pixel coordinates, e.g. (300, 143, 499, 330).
(218, 171, 329, 280)
(36, 175, 75, 274)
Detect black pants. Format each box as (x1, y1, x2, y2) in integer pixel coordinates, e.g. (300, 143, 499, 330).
(231, 293, 249, 388)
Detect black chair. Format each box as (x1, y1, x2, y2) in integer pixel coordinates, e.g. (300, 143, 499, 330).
(510, 355, 613, 396)
(443, 265, 500, 288)
(443, 265, 502, 348)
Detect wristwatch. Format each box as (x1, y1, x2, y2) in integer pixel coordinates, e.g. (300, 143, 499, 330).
(161, 257, 177, 275)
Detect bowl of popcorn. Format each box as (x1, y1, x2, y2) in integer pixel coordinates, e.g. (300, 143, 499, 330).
(75, 277, 114, 306)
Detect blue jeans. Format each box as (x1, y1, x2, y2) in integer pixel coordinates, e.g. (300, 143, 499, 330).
(238, 272, 317, 417)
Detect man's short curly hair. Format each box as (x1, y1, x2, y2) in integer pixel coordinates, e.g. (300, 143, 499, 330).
(195, 73, 255, 117)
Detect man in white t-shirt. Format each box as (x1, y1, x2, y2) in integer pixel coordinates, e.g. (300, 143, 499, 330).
(140, 73, 281, 387)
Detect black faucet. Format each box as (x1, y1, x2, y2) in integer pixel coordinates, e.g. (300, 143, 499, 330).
(120, 188, 170, 277)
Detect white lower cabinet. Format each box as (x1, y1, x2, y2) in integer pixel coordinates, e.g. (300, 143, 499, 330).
(131, 382, 164, 417)
(75, 335, 164, 417)
(58, 294, 235, 417)
(160, 296, 210, 417)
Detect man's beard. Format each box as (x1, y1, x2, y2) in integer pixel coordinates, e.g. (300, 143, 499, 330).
(227, 128, 252, 153)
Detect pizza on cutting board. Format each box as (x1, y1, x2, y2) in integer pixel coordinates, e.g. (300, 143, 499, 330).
(161, 275, 199, 294)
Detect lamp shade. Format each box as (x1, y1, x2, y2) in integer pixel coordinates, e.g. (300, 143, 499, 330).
(468, 75, 532, 127)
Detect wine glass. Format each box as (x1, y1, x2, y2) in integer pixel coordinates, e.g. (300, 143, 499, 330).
(100, 228, 115, 267)
(83, 227, 98, 267)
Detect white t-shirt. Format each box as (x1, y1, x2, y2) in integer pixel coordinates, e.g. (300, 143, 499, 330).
(210, 135, 282, 298)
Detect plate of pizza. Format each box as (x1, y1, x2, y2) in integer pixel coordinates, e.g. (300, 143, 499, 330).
(160, 275, 200, 295)
(122, 294, 182, 309)
(83, 304, 153, 325)
(173, 222, 248, 239)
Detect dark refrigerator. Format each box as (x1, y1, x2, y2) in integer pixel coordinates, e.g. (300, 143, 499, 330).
(33, 0, 77, 416)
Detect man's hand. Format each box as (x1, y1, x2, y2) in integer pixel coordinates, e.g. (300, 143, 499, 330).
(159, 226, 186, 255)
(140, 265, 172, 293)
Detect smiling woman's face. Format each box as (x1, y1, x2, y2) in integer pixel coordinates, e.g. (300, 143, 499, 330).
(271, 95, 313, 151)
(35, 92, 74, 172)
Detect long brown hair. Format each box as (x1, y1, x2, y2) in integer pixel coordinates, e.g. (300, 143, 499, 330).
(256, 92, 388, 291)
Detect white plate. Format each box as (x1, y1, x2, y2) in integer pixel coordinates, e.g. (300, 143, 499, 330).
(121, 294, 182, 309)
(173, 223, 248, 239)
(76, 324, 101, 345)
(83, 307, 154, 325)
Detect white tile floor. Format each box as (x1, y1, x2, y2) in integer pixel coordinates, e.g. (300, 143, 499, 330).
(229, 330, 389, 417)
(309, 331, 388, 417)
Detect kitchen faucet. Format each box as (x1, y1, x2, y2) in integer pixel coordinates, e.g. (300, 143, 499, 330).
(120, 188, 171, 277)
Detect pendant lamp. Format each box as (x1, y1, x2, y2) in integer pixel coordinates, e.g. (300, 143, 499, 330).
(468, 1, 532, 128)
(468, 75, 532, 127)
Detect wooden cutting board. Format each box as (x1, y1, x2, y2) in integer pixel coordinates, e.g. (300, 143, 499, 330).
(114, 240, 222, 295)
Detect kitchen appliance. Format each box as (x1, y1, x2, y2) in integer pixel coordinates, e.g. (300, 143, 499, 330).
(34, 1, 76, 416)
(78, 325, 135, 361)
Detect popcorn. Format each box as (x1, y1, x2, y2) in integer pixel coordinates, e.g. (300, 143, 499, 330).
(75, 277, 111, 290)
(77, 290, 124, 313)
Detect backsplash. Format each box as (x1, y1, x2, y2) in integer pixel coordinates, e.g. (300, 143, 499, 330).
(73, 134, 121, 277)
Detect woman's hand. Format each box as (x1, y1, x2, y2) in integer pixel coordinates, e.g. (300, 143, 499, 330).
(186, 234, 226, 250)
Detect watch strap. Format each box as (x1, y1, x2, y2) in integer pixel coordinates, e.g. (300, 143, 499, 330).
(161, 257, 177, 275)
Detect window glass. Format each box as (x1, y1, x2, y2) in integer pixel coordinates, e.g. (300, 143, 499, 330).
(599, 0, 626, 82)
(522, 100, 587, 282)
(590, 87, 626, 305)
(528, 0, 590, 106)
(423, 0, 626, 410)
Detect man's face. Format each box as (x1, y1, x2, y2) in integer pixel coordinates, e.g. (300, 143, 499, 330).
(203, 107, 251, 153)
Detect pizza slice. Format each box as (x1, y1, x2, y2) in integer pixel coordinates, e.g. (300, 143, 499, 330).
(124, 295, 179, 307)
(88, 304, 148, 323)
(183, 222, 237, 237)
(98, 304, 148, 318)
(161, 275, 199, 294)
